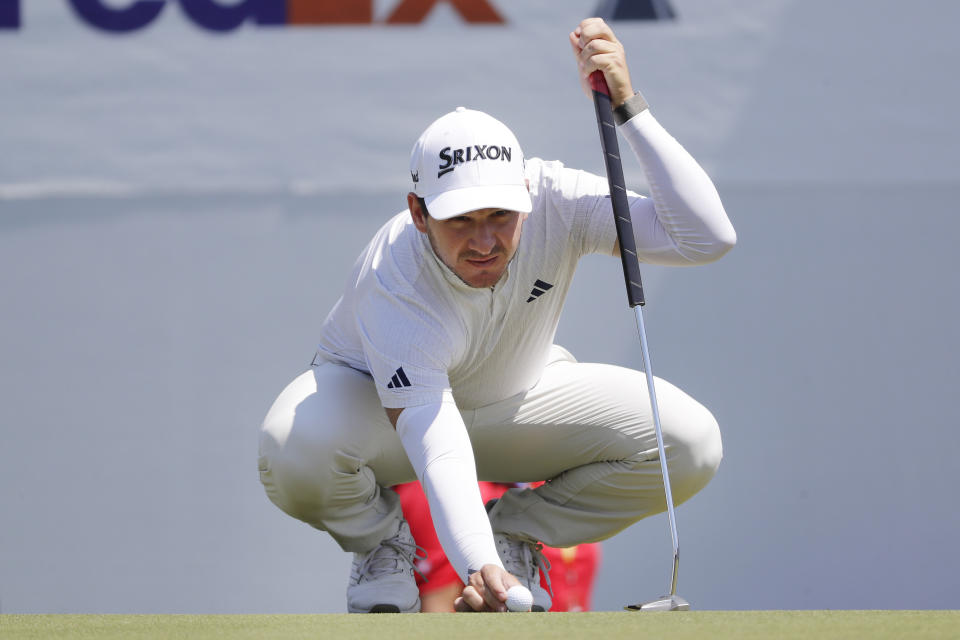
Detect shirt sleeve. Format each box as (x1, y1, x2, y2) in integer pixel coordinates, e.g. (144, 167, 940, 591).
(356, 285, 455, 409)
(397, 398, 504, 584)
(530, 110, 735, 266)
(617, 110, 736, 265)
(527, 157, 622, 259)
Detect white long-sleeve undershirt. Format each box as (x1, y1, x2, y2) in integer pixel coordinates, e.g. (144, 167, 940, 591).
(620, 110, 737, 265)
(396, 396, 503, 584)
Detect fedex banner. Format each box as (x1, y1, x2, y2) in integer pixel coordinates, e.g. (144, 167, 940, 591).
(3, 1, 947, 195)
(0, 0, 674, 31)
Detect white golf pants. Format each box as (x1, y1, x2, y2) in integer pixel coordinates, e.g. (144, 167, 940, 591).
(258, 346, 722, 552)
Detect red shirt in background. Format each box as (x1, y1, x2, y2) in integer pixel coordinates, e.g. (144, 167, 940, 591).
(395, 481, 601, 612)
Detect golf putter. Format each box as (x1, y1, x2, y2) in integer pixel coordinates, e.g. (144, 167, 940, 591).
(590, 71, 690, 612)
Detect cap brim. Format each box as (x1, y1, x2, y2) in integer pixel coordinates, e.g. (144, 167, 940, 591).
(425, 184, 532, 220)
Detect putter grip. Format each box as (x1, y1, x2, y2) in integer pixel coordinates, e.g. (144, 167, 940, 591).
(590, 71, 645, 307)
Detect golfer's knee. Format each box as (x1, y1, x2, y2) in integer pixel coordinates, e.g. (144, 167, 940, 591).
(258, 414, 352, 522)
(668, 407, 723, 503)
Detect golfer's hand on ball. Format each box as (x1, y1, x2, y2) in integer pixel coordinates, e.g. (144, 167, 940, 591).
(454, 564, 528, 612)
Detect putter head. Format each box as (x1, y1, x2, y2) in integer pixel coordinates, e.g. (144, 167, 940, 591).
(625, 594, 690, 612)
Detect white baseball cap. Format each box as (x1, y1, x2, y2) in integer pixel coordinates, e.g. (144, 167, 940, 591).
(409, 107, 532, 220)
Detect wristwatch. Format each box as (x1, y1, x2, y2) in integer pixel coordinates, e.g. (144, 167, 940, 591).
(613, 91, 650, 125)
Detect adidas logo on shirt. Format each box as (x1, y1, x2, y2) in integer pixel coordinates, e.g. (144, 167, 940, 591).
(526, 279, 554, 303)
(386, 367, 412, 389)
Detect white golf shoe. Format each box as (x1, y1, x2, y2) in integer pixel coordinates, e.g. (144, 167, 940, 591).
(493, 532, 552, 612)
(347, 519, 425, 613)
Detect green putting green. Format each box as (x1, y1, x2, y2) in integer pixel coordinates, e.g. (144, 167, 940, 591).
(2, 611, 958, 639)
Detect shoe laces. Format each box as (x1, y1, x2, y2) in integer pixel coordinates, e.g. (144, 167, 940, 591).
(355, 526, 427, 584)
(496, 535, 553, 597)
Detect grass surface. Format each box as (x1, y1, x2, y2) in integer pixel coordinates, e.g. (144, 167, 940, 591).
(2, 611, 958, 639)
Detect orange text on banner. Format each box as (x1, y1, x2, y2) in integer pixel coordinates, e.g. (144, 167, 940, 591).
(386, 0, 504, 24)
(287, 0, 373, 24)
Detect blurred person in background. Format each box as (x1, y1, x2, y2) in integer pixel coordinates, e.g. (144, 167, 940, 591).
(395, 480, 601, 612)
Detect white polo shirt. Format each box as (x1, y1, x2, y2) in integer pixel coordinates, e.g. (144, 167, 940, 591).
(315, 111, 733, 411)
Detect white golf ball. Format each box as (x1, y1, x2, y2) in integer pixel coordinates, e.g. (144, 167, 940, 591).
(505, 585, 533, 612)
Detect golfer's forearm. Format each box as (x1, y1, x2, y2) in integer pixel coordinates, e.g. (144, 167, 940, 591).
(396, 398, 503, 583)
(621, 111, 737, 265)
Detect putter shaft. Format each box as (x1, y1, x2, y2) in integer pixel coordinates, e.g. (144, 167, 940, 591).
(634, 304, 681, 598)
